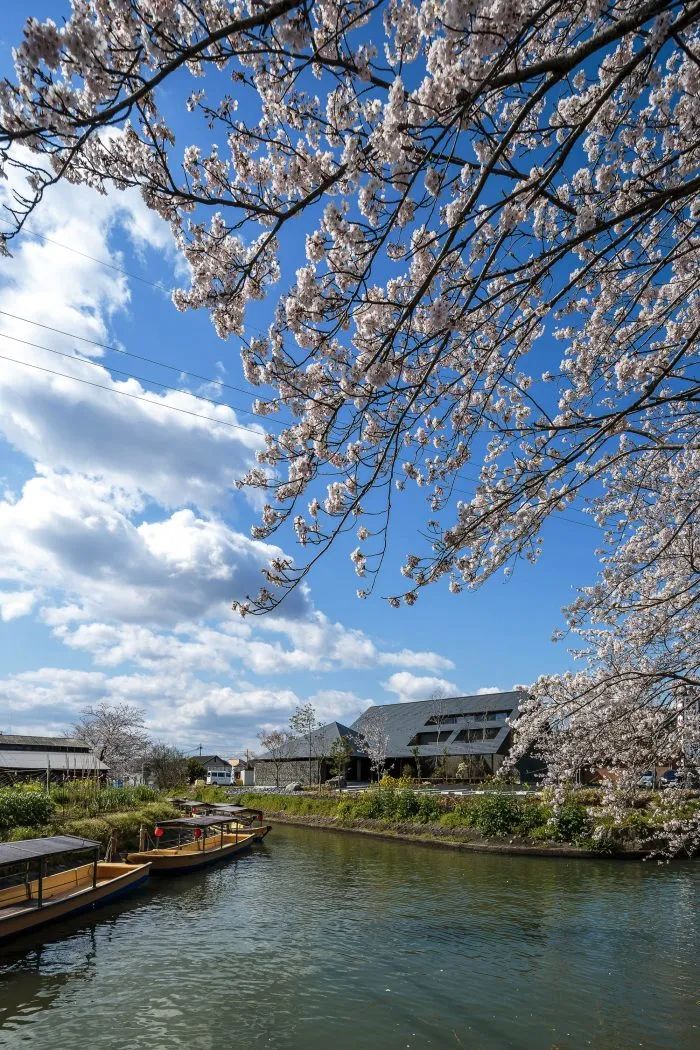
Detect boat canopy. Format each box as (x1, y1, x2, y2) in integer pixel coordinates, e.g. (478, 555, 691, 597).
(167, 800, 217, 813)
(207, 804, 258, 814)
(0, 835, 101, 866)
(156, 816, 241, 829)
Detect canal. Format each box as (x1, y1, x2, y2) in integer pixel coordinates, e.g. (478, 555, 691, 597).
(0, 824, 698, 1049)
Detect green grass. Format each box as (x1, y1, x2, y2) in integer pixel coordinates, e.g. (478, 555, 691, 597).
(0, 786, 55, 829)
(238, 787, 700, 853)
(2, 783, 697, 855)
(0, 782, 179, 851)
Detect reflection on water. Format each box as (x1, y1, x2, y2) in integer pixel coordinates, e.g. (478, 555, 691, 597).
(0, 825, 698, 1049)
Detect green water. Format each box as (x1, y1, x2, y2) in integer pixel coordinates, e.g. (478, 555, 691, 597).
(0, 824, 698, 1049)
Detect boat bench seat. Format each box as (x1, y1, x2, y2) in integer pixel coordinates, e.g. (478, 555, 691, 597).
(0, 862, 95, 909)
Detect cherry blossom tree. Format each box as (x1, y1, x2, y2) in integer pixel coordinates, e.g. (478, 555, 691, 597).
(257, 727, 294, 788)
(289, 701, 320, 787)
(2, 2, 700, 839)
(74, 701, 150, 779)
(359, 709, 389, 782)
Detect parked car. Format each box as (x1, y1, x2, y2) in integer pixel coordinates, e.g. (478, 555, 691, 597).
(637, 771, 655, 789)
(206, 768, 233, 786)
(659, 770, 679, 789)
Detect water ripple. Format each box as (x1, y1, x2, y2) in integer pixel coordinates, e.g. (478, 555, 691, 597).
(0, 826, 698, 1049)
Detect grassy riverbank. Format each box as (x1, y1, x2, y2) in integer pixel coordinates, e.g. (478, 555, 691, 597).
(0, 782, 178, 852)
(236, 786, 700, 857)
(2, 780, 698, 857)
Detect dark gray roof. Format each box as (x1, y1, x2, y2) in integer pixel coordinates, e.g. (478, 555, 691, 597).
(196, 755, 231, 767)
(255, 722, 366, 761)
(0, 835, 100, 865)
(351, 691, 524, 758)
(156, 816, 243, 829)
(209, 804, 261, 814)
(0, 734, 90, 750)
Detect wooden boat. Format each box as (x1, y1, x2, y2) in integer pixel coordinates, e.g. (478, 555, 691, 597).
(0, 835, 150, 943)
(126, 814, 271, 874)
(207, 804, 270, 841)
(165, 801, 270, 841)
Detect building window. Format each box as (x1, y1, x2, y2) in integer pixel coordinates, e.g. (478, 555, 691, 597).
(464, 711, 512, 723)
(408, 731, 453, 746)
(425, 710, 512, 726)
(455, 728, 501, 742)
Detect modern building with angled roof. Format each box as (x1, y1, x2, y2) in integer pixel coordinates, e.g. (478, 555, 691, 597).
(253, 691, 533, 786)
(351, 691, 526, 779)
(254, 721, 368, 787)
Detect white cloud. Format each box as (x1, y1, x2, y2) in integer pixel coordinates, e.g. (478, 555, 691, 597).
(0, 468, 450, 681)
(235, 612, 454, 675)
(476, 686, 501, 694)
(0, 667, 371, 753)
(48, 606, 452, 683)
(0, 163, 262, 511)
(0, 472, 302, 626)
(0, 589, 37, 621)
(381, 671, 459, 702)
(0, 162, 458, 750)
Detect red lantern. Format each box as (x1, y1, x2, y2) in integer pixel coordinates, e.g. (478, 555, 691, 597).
(194, 827, 202, 839)
(154, 826, 164, 838)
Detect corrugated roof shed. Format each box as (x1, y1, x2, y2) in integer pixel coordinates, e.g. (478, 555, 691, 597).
(0, 734, 90, 751)
(0, 751, 108, 772)
(351, 691, 524, 758)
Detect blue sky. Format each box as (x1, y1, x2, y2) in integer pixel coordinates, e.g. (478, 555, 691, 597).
(0, 4, 601, 754)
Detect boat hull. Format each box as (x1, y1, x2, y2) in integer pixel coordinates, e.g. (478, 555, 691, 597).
(127, 829, 267, 874)
(251, 824, 271, 842)
(0, 863, 150, 944)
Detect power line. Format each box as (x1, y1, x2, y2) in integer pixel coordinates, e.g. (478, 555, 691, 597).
(0, 329, 279, 426)
(0, 347, 605, 534)
(0, 217, 167, 290)
(0, 308, 261, 401)
(0, 224, 272, 339)
(0, 349, 267, 435)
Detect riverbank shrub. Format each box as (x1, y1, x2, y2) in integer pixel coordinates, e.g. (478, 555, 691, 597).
(237, 788, 699, 853)
(55, 802, 179, 851)
(61, 817, 113, 845)
(0, 788, 55, 830)
(548, 800, 590, 842)
(334, 788, 442, 824)
(48, 781, 161, 816)
(4, 825, 49, 841)
(459, 794, 527, 837)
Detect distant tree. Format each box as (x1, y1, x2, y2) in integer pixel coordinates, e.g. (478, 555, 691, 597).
(289, 703, 320, 788)
(74, 702, 150, 780)
(428, 692, 453, 783)
(328, 735, 353, 781)
(409, 745, 423, 781)
(359, 712, 389, 785)
(146, 744, 187, 790)
(186, 758, 207, 784)
(257, 728, 294, 789)
(456, 756, 489, 784)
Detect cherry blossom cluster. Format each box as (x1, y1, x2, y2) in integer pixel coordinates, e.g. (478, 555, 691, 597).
(2, 1, 699, 837)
